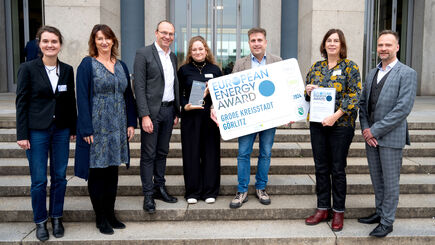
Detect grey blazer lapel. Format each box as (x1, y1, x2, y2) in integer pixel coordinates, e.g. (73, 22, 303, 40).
(151, 45, 165, 78)
(376, 62, 402, 104)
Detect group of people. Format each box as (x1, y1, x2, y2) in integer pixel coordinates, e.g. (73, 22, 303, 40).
(15, 19, 416, 242)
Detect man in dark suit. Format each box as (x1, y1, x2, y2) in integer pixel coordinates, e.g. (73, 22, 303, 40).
(358, 30, 417, 237)
(133, 20, 180, 213)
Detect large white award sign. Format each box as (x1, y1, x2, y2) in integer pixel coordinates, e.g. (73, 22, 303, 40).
(208, 58, 308, 140)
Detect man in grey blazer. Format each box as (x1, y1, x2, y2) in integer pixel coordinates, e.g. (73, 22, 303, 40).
(358, 30, 417, 237)
(133, 20, 180, 214)
(226, 27, 282, 209)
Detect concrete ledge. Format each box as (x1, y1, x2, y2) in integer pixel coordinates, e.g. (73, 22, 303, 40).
(0, 174, 434, 197)
(1, 157, 434, 176)
(0, 219, 432, 244)
(1, 142, 435, 158)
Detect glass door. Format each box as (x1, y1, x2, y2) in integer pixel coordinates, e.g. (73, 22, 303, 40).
(5, 0, 43, 91)
(364, 0, 413, 75)
(171, 0, 258, 74)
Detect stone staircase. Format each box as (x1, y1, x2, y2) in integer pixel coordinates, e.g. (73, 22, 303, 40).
(0, 118, 434, 244)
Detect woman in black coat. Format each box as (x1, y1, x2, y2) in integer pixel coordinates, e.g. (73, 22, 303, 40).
(16, 26, 77, 242)
(178, 36, 222, 204)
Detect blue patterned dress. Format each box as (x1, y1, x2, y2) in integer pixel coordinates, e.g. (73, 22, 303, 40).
(89, 59, 128, 168)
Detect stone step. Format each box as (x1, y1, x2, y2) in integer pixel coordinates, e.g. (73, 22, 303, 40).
(1, 174, 434, 197)
(2, 117, 435, 130)
(0, 194, 433, 222)
(1, 157, 434, 176)
(2, 142, 435, 158)
(1, 219, 433, 244)
(3, 128, 435, 142)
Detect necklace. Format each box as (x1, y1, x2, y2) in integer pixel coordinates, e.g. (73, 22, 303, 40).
(192, 61, 206, 74)
(45, 66, 56, 73)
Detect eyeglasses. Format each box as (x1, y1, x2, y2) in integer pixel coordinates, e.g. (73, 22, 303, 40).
(158, 31, 175, 37)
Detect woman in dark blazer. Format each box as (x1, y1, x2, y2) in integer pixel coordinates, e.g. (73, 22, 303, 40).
(16, 26, 77, 242)
(178, 36, 222, 204)
(75, 24, 137, 235)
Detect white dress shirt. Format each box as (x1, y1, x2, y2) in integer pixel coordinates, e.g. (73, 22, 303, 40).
(154, 42, 175, 102)
(45, 65, 59, 93)
(377, 58, 398, 83)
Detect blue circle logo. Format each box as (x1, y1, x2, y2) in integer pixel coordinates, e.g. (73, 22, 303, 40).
(326, 95, 333, 101)
(259, 80, 275, 97)
(232, 77, 241, 85)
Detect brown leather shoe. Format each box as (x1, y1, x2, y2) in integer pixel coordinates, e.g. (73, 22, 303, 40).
(305, 209, 331, 225)
(331, 211, 344, 231)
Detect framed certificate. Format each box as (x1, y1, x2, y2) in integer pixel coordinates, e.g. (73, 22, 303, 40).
(309, 87, 336, 122)
(188, 80, 206, 106)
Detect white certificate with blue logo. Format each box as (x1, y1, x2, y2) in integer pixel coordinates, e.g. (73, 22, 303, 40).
(208, 58, 308, 140)
(309, 88, 336, 122)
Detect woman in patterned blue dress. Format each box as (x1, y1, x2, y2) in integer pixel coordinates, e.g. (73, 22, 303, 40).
(75, 24, 137, 235)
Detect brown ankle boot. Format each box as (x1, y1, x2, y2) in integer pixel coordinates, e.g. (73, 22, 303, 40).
(305, 209, 331, 225)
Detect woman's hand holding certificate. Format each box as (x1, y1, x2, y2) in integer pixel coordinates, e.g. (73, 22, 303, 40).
(309, 87, 336, 123)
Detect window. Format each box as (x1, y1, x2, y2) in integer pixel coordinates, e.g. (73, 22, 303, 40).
(170, 0, 259, 74)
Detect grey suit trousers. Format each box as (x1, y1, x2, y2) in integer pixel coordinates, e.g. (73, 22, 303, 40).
(365, 144, 402, 226)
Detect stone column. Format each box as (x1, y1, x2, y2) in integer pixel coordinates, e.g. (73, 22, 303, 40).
(145, 0, 167, 46)
(44, 0, 121, 70)
(260, 0, 281, 56)
(419, 0, 435, 95)
(297, 0, 365, 77)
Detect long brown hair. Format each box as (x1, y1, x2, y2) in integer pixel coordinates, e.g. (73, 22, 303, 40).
(320, 29, 347, 59)
(183, 36, 216, 65)
(88, 24, 119, 59)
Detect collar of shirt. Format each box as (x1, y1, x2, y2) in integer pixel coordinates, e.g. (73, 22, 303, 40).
(154, 42, 171, 56)
(377, 58, 398, 72)
(251, 53, 267, 67)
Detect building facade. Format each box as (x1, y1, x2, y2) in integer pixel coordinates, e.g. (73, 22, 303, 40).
(1, 0, 434, 95)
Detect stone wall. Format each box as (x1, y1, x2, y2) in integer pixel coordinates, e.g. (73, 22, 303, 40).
(297, 0, 365, 78)
(44, 0, 121, 71)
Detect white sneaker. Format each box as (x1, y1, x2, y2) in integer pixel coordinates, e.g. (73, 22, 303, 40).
(205, 198, 216, 204)
(187, 198, 197, 204)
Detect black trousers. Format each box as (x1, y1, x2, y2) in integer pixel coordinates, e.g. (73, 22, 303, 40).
(309, 122, 354, 212)
(88, 166, 119, 221)
(181, 109, 220, 199)
(140, 105, 175, 195)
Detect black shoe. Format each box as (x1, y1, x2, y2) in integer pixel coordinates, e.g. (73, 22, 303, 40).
(358, 213, 381, 224)
(51, 217, 64, 238)
(96, 218, 114, 235)
(369, 223, 393, 237)
(143, 195, 156, 214)
(36, 221, 49, 242)
(107, 215, 126, 229)
(153, 186, 178, 203)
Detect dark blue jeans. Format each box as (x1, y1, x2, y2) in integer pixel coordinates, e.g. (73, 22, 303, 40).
(237, 127, 276, 192)
(309, 122, 354, 212)
(26, 124, 70, 223)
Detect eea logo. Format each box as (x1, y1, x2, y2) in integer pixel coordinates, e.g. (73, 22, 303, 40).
(298, 107, 304, 115)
